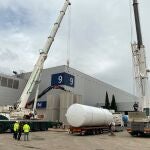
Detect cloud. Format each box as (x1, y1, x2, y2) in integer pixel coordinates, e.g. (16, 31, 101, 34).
(0, 6, 31, 30)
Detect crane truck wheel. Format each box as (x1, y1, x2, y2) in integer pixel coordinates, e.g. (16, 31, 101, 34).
(130, 131, 139, 137)
(0, 123, 8, 133)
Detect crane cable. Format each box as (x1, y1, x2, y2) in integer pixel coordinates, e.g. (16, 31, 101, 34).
(129, 0, 134, 44)
(66, 4, 71, 69)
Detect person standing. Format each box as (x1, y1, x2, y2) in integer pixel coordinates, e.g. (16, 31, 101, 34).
(13, 121, 19, 140)
(17, 121, 23, 140)
(109, 121, 115, 136)
(23, 122, 30, 141)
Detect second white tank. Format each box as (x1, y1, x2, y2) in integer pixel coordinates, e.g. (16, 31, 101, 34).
(66, 104, 113, 127)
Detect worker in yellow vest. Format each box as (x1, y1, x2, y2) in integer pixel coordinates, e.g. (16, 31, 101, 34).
(23, 122, 30, 141)
(13, 121, 19, 140)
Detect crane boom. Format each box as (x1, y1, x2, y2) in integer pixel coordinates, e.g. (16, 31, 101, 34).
(133, 0, 143, 48)
(132, 0, 150, 115)
(17, 0, 71, 109)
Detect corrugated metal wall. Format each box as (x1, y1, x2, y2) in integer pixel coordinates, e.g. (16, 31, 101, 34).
(43, 91, 82, 124)
(0, 65, 139, 113)
(0, 74, 27, 105)
(46, 93, 60, 121)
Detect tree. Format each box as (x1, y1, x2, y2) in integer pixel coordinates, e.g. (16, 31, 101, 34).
(111, 94, 117, 112)
(105, 92, 110, 109)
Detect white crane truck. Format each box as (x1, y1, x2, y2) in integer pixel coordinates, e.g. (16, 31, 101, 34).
(127, 0, 150, 136)
(0, 0, 71, 133)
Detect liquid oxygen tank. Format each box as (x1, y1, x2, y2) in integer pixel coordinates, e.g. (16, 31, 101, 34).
(66, 104, 113, 127)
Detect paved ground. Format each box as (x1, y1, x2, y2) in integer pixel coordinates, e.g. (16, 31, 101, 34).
(0, 130, 150, 150)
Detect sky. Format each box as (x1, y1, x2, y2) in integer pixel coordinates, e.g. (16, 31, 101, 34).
(0, 0, 150, 94)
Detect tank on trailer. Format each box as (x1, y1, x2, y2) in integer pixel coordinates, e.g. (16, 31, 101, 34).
(66, 104, 113, 135)
(66, 104, 113, 127)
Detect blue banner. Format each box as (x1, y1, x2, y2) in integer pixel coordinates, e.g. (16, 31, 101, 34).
(36, 101, 47, 108)
(51, 72, 75, 87)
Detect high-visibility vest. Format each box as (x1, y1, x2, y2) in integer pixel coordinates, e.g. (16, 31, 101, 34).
(23, 124, 30, 133)
(13, 123, 19, 132)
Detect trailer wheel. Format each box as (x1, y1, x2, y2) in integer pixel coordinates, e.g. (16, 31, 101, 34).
(80, 130, 85, 136)
(130, 132, 138, 137)
(69, 130, 73, 134)
(95, 129, 98, 135)
(92, 130, 96, 135)
(87, 130, 92, 135)
(100, 129, 103, 134)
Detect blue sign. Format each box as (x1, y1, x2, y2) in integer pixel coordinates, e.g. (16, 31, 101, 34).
(51, 72, 75, 87)
(36, 101, 47, 108)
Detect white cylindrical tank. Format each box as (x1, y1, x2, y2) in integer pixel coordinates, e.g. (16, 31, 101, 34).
(66, 104, 113, 127)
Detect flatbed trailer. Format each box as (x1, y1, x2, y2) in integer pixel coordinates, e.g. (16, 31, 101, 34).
(69, 126, 109, 135)
(0, 120, 62, 133)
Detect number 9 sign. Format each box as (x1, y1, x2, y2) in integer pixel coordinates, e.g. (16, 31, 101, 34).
(58, 75, 63, 83)
(70, 77, 74, 85)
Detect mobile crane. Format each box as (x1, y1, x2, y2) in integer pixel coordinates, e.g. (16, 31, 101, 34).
(0, 0, 71, 132)
(127, 0, 150, 136)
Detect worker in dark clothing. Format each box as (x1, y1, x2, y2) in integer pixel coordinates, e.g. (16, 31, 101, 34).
(109, 122, 115, 136)
(17, 122, 23, 140)
(13, 121, 19, 140)
(133, 102, 139, 111)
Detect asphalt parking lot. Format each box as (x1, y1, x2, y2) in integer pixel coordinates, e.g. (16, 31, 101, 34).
(0, 130, 150, 150)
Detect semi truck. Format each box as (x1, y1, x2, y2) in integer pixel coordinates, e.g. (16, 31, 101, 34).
(0, 0, 71, 133)
(127, 0, 150, 136)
